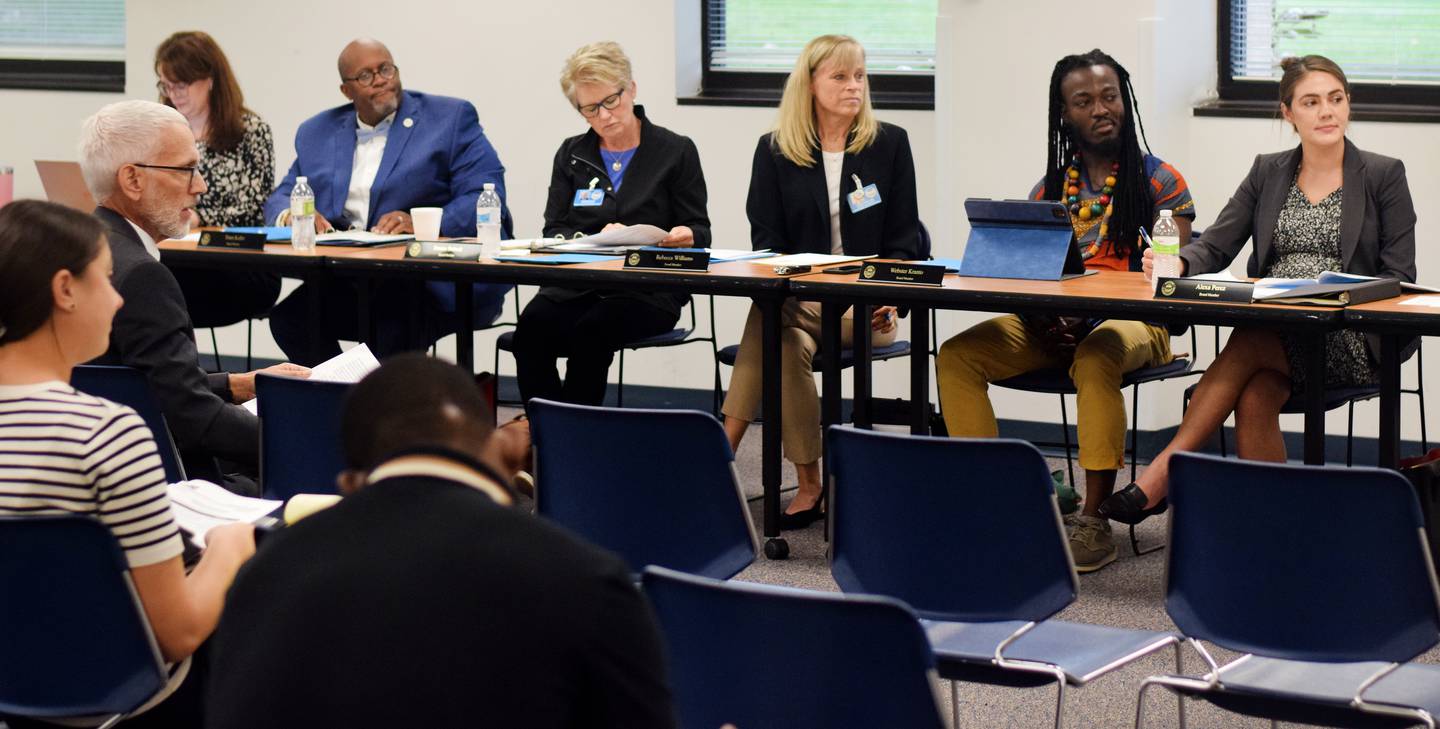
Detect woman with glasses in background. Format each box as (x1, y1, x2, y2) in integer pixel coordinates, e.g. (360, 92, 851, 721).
(153, 30, 280, 333)
(510, 41, 711, 406)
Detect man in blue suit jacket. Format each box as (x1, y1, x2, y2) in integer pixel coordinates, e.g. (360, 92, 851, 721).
(264, 38, 512, 365)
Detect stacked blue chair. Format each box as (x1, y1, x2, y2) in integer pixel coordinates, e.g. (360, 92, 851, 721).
(70, 365, 186, 483)
(642, 565, 946, 729)
(826, 426, 1183, 729)
(529, 398, 757, 579)
(0, 516, 168, 728)
(1134, 452, 1440, 728)
(255, 373, 350, 500)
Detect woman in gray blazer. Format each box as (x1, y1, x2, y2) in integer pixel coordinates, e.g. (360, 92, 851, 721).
(1100, 55, 1417, 524)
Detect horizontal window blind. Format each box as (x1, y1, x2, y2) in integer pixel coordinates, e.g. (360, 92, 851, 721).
(1228, 0, 1440, 85)
(0, 0, 124, 62)
(707, 0, 936, 74)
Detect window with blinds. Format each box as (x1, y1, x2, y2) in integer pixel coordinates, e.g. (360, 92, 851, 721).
(0, 0, 125, 92)
(698, 0, 936, 108)
(1222, 0, 1440, 104)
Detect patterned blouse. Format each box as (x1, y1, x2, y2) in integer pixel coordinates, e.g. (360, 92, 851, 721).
(1270, 179, 1377, 390)
(195, 111, 274, 227)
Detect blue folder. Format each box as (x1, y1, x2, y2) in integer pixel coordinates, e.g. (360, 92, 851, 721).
(223, 226, 293, 241)
(958, 199, 1090, 281)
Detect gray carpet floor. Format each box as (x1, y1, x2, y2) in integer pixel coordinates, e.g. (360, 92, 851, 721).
(704, 421, 1440, 729)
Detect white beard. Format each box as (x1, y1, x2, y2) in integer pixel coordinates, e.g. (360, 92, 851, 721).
(140, 196, 190, 240)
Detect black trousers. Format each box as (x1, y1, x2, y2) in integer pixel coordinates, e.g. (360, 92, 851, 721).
(512, 292, 678, 406)
(171, 269, 281, 329)
(270, 279, 436, 367)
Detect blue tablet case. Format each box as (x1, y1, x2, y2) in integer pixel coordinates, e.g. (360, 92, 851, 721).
(958, 199, 1090, 281)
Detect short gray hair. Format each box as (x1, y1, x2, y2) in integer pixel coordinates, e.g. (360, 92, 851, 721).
(78, 100, 188, 201)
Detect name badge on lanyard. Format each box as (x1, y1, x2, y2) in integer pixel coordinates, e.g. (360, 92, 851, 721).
(846, 173, 881, 213)
(574, 177, 605, 207)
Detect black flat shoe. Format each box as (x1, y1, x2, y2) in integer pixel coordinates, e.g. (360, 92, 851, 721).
(777, 495, 826, 531)
(1097, 483, 1169, 526)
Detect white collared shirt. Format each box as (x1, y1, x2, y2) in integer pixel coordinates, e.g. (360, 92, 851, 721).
(126, 218, 161, 261)
(366, 454, 513, 506)
(344, 111, 396, 230)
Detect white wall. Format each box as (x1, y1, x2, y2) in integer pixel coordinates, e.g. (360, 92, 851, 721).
(3, 0, 1432, 441)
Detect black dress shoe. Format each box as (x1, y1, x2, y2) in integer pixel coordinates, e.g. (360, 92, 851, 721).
(777, 495, 825, 531)
(1097, 483, 1169, 525)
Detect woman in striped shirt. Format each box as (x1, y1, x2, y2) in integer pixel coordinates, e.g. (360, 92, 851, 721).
(0, 200, 255, 728)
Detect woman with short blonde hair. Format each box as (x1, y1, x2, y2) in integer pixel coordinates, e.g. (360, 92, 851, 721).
(723, 34, 921, 529)
(510, 41, 711, 406)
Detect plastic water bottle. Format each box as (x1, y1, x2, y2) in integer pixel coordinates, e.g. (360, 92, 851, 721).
(290, 176, 316, 253)
(1150, 209, 1181, 292)
(475, 182, 502, 258)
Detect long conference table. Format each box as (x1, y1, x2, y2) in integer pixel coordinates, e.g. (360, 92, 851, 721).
(158, 241, 1434, 555)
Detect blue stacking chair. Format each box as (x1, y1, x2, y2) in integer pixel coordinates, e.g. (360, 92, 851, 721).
(0, 516, 168, 728)
(826, 426, 1183, 729)
(256, 373, 350, 500)
(70, 365, 186, 483)
(1134, 453, 1440, 728)
(642, 565, 946, 729)
(529, 399, 757, 579)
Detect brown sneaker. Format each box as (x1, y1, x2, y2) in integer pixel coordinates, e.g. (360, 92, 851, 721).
(1069, 515, 1117, 573)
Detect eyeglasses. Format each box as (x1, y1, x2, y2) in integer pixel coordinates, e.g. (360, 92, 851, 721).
(133, 163, 200, 188)
(577, 89, 625, 118)
(342, 63, 398, 86)
(155, 79, 193, 97)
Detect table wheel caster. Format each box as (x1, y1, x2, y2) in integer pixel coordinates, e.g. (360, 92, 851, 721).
(764, 537, 789, 560)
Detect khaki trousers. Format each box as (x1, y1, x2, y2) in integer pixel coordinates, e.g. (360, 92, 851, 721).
(936, 315, 1172, 472)
(721, 300, 897, 465)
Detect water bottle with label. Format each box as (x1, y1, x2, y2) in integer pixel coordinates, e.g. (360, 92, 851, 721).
(475, 183, 502, 258)
(290, 176, 316, 253)
(1150, 209, 1181, 292)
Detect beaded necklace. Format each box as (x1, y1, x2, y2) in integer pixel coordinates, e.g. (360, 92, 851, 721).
(1062, 153, 1119, 260)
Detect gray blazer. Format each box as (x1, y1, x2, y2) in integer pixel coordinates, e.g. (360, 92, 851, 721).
(1179, 138, 1417, 360)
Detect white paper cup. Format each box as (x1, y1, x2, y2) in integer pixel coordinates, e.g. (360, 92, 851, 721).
(411, 207, 443, 240)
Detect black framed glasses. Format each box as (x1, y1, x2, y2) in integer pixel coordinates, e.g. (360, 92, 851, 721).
(133, 163, 199, 188)
(342, 63, 398, 86)
(577, 88, 625, 118)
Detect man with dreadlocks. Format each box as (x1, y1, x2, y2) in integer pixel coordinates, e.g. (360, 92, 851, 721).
(936, 49, 1195, 572)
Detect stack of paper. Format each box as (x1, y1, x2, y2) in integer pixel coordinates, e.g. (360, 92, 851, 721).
(167, 480, 281, 548)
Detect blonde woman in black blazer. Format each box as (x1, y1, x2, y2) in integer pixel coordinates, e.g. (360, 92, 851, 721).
(1101, 56, 1417, 524)
(722, 34, 921, 531)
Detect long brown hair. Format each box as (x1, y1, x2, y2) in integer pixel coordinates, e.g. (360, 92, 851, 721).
(154, 31, 249, 153)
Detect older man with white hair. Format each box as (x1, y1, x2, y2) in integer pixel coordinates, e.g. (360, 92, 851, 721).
(80, 99, 306, 490)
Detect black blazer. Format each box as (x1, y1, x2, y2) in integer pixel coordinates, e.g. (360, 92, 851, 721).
(746, 121, 921, 259)
(538, 106, 710, 317)
(1179, 138, 1417, 360)
(207, 470, 676, 729)
(91, 206, 259, 475)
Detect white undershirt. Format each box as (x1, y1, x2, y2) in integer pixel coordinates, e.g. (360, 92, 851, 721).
(343, 111, 396, 230)
(822, 150, 844, 255)
(125, 218, 160, 261)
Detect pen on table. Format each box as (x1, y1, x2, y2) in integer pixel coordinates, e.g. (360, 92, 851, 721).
(1137, 226, 1155, 249)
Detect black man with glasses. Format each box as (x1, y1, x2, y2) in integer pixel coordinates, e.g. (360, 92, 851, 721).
(79, 100, 310, 493)
(509, 41, 710, 407)
(262, 38, 513, 366)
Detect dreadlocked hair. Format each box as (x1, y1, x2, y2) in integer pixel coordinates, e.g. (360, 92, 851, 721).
(1043, 49, 1154, 261)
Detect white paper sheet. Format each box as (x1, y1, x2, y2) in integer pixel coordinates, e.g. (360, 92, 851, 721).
(315, 231, 412, 244)
(1399, 296, 1440, 308)
(706, 248, 776, 262)
(167, 480, 281, 548)
(761, 253, 876, 267)
(242, 343, 380, 414)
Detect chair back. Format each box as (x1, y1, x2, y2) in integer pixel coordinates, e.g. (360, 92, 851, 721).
(642, 566, 945, 729)
(0, 516, 166, 718)
(529, 399, 756, 580)
(70, 365, 186, 483)
(827, 426, 1077, 622)
(256, 374, 350, 500)
(1167, 452, 1440, 662)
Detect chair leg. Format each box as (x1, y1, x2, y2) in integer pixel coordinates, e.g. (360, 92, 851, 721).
(1127, 384, 1163, 556)
(617, 349, 625, 408)
(245, 318, 254, 372)
(1060, 394, 1076, 491)
(1051, 676, 1067, 729)
(1418, 346, 1429, 453)
(1174, 642, 1187, 729)
(951, 680, 960, 729)
(208, 328, 222, 372)
(1347, 400, 1355, 467)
